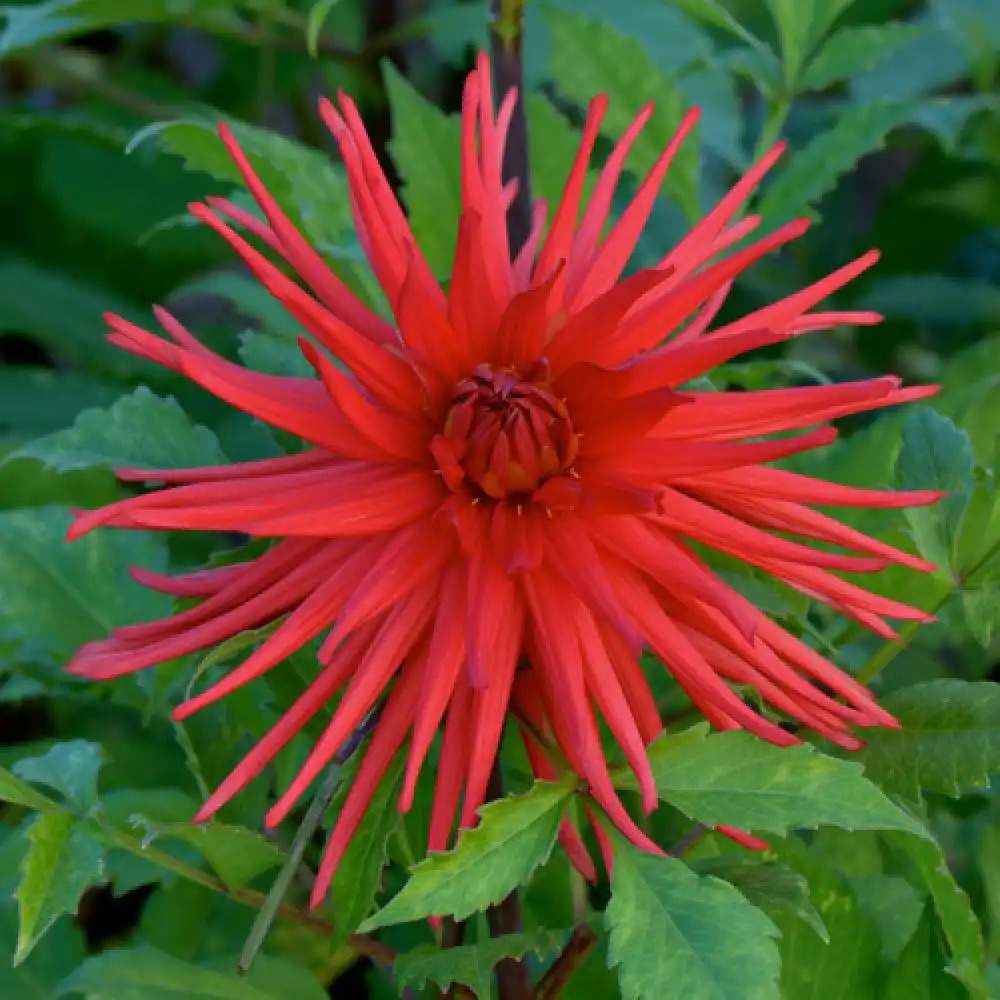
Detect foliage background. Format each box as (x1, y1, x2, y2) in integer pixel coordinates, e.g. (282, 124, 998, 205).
(1, 0, 1000, 997)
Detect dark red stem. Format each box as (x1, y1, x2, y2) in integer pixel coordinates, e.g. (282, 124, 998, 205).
(535, 924, 600, 1000)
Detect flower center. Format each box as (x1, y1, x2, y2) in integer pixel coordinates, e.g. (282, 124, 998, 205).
(432, 362, 580, 501)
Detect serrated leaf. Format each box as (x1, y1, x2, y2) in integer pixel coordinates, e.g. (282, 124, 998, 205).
(0, 0, 242, 56)
(133, 818, 284, 890)
(13, 741, 104, 814)
(800, 23, 925, 91)
(328, 750, 404, 947)
(16, 813, 105, 963)
(693, 859, 827, 941)
(524, 93, 597, 216)
(9, 387, 226, 475)
(383, 61, 461, 276)
(605, 840, 780, 1000)
(860, 680, 1000, 800)
(765, 0, 856, 83)
(0, 764, 64, 813)
(54, 946, 279, 1000)
(896, 409, 974, 577)
(395, 930, 566, 999)
(360, 778, 575, 929)
(545, 7, 699, 219)
(886, 833, 988, 999)
(757, 101, 916, 223)
(613, 726, 930, 840)
(0, 506, 170, 665)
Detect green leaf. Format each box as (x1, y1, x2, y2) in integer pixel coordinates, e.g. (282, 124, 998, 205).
(383, 62, 461, 277)
(0, 764, 64, 814)
(613, 726, 931, 840)
(238, 332, 313, 379)
(605, 840, 780, 1000)
(545, 7, 699, 219)
(886, 834, 988, 999)
(13, 741, 104, 814)
(0, 506, 170, 664)
(133, 819, 284, 890)
(692, 859, 827, 941)
(395, 930, 566, 999)
(765, 0, 856, 83)
(861, 680, 1000, 800)
(882, 906, 968, 1000)
(849, 874, 925, 961)
(0, 0, 242, 56)
(896, 409, 974, 578)
(0, 368, 120, 436)
(305, 0, 342, 57)
(859, 275, 1000, 327)
(16, 813, 105, 963)
(800, 23, 927, 91)
(0, 902, 86, 1000)
(135, 117, 351, 261)
(757, 101, 915, 223)
(9, 387, 226, 475)
(963, 587, 1000, 648)
(201, 955, 328, 1000)
(328, 750, 405, 947)
(360, 778, 575, 929)
(55, 946, 280, 1000)
(525, 93, 597, 217)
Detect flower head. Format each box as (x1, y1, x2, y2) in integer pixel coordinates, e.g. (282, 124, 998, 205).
(68, 54, 939, 904)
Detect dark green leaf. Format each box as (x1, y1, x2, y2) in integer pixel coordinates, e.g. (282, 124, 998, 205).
(606, 840, 780, 1000)
(0, 506, 170, 664)
(0, 903, 86, 1000)
(395, 930, 566, 999)
(614, 726, 930, 839)
(895, 409, 974, 578)
(859, 275, 1000, 327)
(800, 24, 926, 91)
(860, 680, 1000, 799)
(238, 333, 313, 379)
(55, 946, 279, 1000)
(328, 750, 405, 946)
(16, 813, 105, 963)
(13, 741, 103, 814)
(0, 368, 120, 436)
(757, 101, 916, 223)
(545, 7, 699, 219)
(360, 778, 575, 929)
(383, 62, 461, 277)
(9, 387, 226, 475)
(882, 906, 967, 1000)
(692, 859, 827, 941)
(848, 874, 925, 961)
(963, 587, 1000, 648)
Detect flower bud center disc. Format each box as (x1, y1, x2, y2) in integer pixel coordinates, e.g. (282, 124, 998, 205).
(433, 362, 580, 500)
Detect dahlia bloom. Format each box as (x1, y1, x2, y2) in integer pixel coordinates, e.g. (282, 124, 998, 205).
(68, 54, 938, 904)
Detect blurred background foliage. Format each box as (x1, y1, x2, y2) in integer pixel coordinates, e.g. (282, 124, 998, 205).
(2, 0, 1000, 997)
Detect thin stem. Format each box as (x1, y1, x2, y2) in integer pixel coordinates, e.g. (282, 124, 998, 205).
(485, 762, 533, 1000)
(101, 824, 396, 966)
(489, 0, 532, 256)
(535, 924, 599, 1000)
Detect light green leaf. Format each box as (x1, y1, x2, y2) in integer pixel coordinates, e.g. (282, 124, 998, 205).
(133, 818, 284, 890)
(545, 7, 699, 219)
(383, 61, 461, 277)
(525, 93, 597, 216)
(614, 726, 931, 840)
(9, 387, 226, 475)
(693, 859, 827, 941)
(0, 764, 64, 814)
(16, 813, 105, 963)
(896, 409, 974, 578)
(395, 930, 566, 999)
(305, 0, 342, 57)
(886, 834, 988, 999)
(0, 0, 242, 57)
(13, 741, 104, 814)
(328, 750, 405, 946)
(765, 0, 857, 83)
(0, 506, 170, 664)
(757, 101, 915, 223)
(360, 778, 575, 929)
(800, 23, 927, 91)
(606, 840, 780, 1000)
(861, 680, 1000, 800)
(200, 954, 328, 1000)
(55, 946, 279, 1000)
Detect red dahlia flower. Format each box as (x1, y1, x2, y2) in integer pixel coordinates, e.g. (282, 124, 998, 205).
(68, 54, 939, 905)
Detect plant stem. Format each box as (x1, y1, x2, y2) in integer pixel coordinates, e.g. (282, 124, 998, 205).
(535, 924, 599, 1000)
(484, 762, 533, 1000)
(490, 0, 532, 256)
